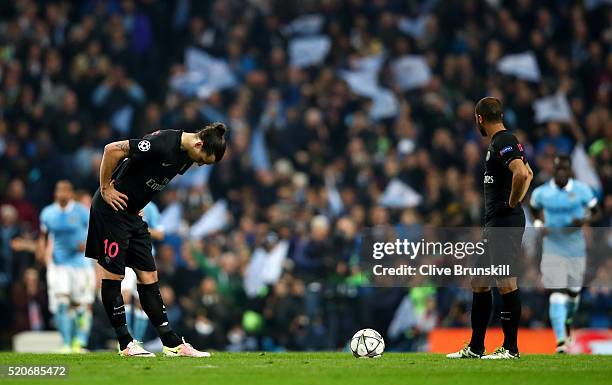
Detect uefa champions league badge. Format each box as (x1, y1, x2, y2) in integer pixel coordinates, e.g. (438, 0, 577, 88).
(138, 140, 151, 152)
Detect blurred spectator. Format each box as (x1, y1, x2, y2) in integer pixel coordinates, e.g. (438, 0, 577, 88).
(11, 268, 50, 333)
(0, 0, 610, 351)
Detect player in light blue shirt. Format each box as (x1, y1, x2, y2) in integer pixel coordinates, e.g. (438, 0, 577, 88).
(530, 155, 600, 353)
(39, 180, 94, 353)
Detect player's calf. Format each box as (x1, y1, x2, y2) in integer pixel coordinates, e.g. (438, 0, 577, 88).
(136, 281, 183, 348)
(101, 279, 134, 350)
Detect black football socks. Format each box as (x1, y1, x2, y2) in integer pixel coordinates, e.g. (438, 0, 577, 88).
(101, 279, 133, 350)
(469, 290, 492, 354)
(137, 282, 182, 348)
(501, 289, 521, 354)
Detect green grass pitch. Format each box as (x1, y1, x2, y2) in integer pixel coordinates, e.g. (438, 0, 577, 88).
(0, 352, 611, 385)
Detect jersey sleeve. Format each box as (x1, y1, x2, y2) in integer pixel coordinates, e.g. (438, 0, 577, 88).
(128, 130, 172, 161)
(79, 204, 90, 228)
(495, 133, 525, 168)
(39, 207, 50, 234)
(530, 186, 543, 209)
(578, 182, 597, 209)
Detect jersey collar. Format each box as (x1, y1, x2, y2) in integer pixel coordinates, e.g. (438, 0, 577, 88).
(54, 200, 75, 212)
(550, 178, 573, 192)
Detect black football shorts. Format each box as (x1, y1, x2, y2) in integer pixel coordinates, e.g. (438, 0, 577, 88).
(85, 190, 156, 275)
(476, 213, 526, 278)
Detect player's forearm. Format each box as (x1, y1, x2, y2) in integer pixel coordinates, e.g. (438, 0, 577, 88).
(100, 140, 130, 190)
(35, 235, 47, 263)
(509, 170, 531, 207)
(149, 229, 164, 241)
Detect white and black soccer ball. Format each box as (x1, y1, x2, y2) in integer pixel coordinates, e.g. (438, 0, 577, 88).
(350, 328, 385, 358)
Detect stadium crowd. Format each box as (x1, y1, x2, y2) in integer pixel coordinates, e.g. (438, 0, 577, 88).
(0, 0, 611, 351)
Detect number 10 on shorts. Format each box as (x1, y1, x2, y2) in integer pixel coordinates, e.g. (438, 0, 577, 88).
(103, 239, 119, 258)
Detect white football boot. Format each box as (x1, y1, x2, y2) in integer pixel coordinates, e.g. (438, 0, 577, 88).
(446, 344, 484, 359)
(119, 340, 156, 357)
(481, 347, 520, 359)
(162, 337, 211, 357)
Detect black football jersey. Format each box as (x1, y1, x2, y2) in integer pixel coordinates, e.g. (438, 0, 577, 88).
(483, 130, 526, 223)
(109, 129, 193, 213)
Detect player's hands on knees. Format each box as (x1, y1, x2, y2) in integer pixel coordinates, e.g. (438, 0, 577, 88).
(101, 181, 128, 211)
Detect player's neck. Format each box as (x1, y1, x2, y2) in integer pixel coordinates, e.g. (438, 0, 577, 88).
(180, 132, 195, 151)
(555, 179, 569, 189)
(57, 200, 72, 210)
(486, 123, 506, 139)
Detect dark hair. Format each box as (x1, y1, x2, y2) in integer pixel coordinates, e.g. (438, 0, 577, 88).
(197, 122, 228, 162)
(475, 97, 504, 123)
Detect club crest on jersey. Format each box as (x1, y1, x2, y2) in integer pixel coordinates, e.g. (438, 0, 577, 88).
(499, 146, 512, 156)
(138, 140, 151, 152)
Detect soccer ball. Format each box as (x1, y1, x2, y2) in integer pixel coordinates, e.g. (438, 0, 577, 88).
(350, 328, 385, 358)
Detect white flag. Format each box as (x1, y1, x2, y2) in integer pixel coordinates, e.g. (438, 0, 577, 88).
(397, 15, 429, 39)
(497, 52, 541, 82)
(283, 14, 324, 36)
(351, 52, 386, 73)
(170, 47, 236, 99)
(533, 93, 573, 123)
(189, 200, 229, 240)
(289, 35, 331, 67)
(379, 178, 423, 208)
(572, 144, 603, 194)
(339, 69, 380, 97)
(369, 88, 399, 120)
(391, 55, 432, 91)
(244, 240, 290, 298)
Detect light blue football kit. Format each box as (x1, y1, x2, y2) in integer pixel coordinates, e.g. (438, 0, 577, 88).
(530, 178, 597, 345)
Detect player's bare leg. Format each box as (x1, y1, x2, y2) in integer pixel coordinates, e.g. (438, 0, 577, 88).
(71, 303, 92, 353)
(447, 277, 490, 358)
(481, 277, 520, 359)
(53, 294, 74, 354)
(134, 268, 211, 357)
(100, 267, 154, 357)
(550, 289, 580, 353)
